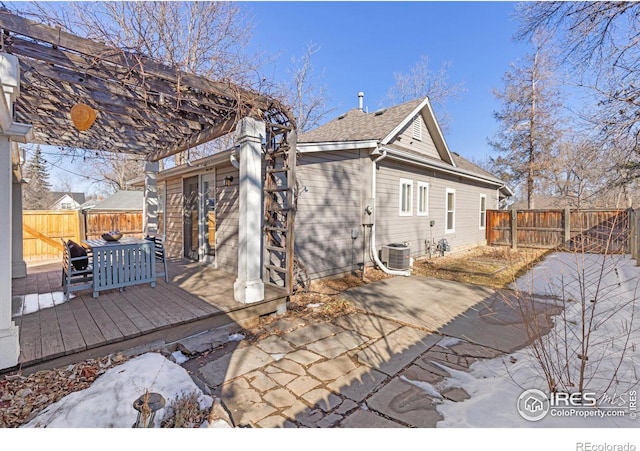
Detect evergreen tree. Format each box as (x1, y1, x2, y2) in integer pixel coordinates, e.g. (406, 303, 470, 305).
(22, 145, 53, 209)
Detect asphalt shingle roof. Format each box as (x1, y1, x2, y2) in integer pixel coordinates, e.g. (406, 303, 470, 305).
(298, 98, 424, 143)
(89, 190, 143, 211)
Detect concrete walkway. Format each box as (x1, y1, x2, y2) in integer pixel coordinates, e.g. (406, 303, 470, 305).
(180, 276, 560, 428)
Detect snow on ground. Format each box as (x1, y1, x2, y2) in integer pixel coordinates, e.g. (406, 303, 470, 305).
(13, 291, 70, 317)
(22, 353, 215, 428)
(437, 252, 640, 427)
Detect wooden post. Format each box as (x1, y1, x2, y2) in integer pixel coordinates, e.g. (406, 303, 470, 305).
(511, 208, 518, 249)
(234, 117, 265, 303)
(75, 209, 85, 243)
(564, 207, 571, 250)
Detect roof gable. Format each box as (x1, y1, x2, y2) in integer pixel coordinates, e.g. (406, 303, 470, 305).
(299, 96, 455, 166)
(50, 191, 86, 205)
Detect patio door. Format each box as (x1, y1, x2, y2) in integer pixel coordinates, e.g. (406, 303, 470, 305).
(200, 172, 216, 264)
(183, 176, 199, 260)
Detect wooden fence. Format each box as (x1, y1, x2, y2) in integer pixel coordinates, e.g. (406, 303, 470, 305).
(84, 211, 143, 240)
(487, 208, 630, 254)
(23, 210, 84, 260)
(23, 210, 143, 260)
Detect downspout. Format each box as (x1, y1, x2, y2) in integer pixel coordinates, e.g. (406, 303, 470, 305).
(369, 147, 411, 276)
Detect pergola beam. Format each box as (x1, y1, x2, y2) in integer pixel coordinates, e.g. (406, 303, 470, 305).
(0, 8, 295, 160)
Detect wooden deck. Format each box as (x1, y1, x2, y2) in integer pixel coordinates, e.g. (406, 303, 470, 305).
(10, 259, 287, 372)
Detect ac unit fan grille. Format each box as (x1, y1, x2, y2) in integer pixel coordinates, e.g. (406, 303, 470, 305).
(382, 244, 410, 270)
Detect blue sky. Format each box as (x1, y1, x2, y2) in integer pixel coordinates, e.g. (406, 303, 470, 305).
(243, 1, 531, 161)
(40, 1, 532, 194)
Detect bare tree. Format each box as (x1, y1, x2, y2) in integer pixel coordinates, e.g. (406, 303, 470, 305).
(18, 2, 262, 167)
(386, 55, 465, 130)
(516, 2, 640, 181)
(489, 34, 563, 209)
(283, 42, 334, 133)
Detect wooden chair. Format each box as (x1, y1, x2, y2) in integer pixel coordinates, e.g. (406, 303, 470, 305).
(61, 239, 93, 298)
(146, 235, 169, 283)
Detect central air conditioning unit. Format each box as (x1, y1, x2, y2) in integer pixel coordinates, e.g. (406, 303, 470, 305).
(381, 243, 411, 270)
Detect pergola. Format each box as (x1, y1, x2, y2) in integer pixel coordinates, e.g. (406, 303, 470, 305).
(0, 9, 294, 160)
(0, 9, 297, 370)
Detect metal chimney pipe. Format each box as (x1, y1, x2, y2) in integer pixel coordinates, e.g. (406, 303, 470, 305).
(358, 92, 364, 111)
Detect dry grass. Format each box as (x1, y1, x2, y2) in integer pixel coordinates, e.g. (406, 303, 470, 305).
(413, 246, 549, 289)
(0, 353, 129, 428)
(287, 269, 393, 320)
(160, 392, 209, 428)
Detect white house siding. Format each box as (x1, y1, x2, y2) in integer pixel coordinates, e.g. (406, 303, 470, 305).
(295, 150, 366, 279)
(215, 163, 240, 274)
(374, 159, 498, 257)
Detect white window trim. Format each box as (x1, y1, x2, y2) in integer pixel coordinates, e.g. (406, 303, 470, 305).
(446, 188, 456, 233)
(479, 194, 487, 230)
(417, 182, 429, 216)
(399, 178, 413, 216)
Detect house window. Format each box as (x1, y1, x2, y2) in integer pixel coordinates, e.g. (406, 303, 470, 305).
(412, 115, 422, 141)
(417, 182, 429, 216)
(399, 178, 413, 216)
(446, 188, 455, 233)
(61, 202, 73, 210)
(479, 194, 487, 229)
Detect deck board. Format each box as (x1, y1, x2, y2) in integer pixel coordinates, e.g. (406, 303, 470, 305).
(82, 297, 124, 343)
(133, 284, 199, 324)
(153, 282, 218, 316)
(54, 302, 87, 354)
(97, 293, 142, 337)
(17, 311, 42, 363)
(105, 290, 156, 334)
(39, 306, 65, 359)
(116, 286, 174, 328)
(70, 298, 106, 348)
(11, 258, 288, 371)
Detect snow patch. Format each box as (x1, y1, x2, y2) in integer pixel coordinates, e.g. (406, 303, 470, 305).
(228, 333, 245, 342)
(171, 350, 189, 364)
(437, 336, 463, 348)
(400, 375, 443, 399)
(22, 353, 213, 428)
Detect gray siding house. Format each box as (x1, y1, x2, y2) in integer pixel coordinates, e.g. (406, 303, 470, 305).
(296, 96, 512, 279)
(144, 96, 511, 283)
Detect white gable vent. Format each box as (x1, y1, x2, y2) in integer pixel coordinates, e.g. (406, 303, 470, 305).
(381, 243, 411, 270)
(412, 115, 422, 141)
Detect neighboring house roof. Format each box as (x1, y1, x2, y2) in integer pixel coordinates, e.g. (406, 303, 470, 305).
(79, 199, 99, 210)
(49, 192, 86, 208)
(87, 190, 143, 211)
